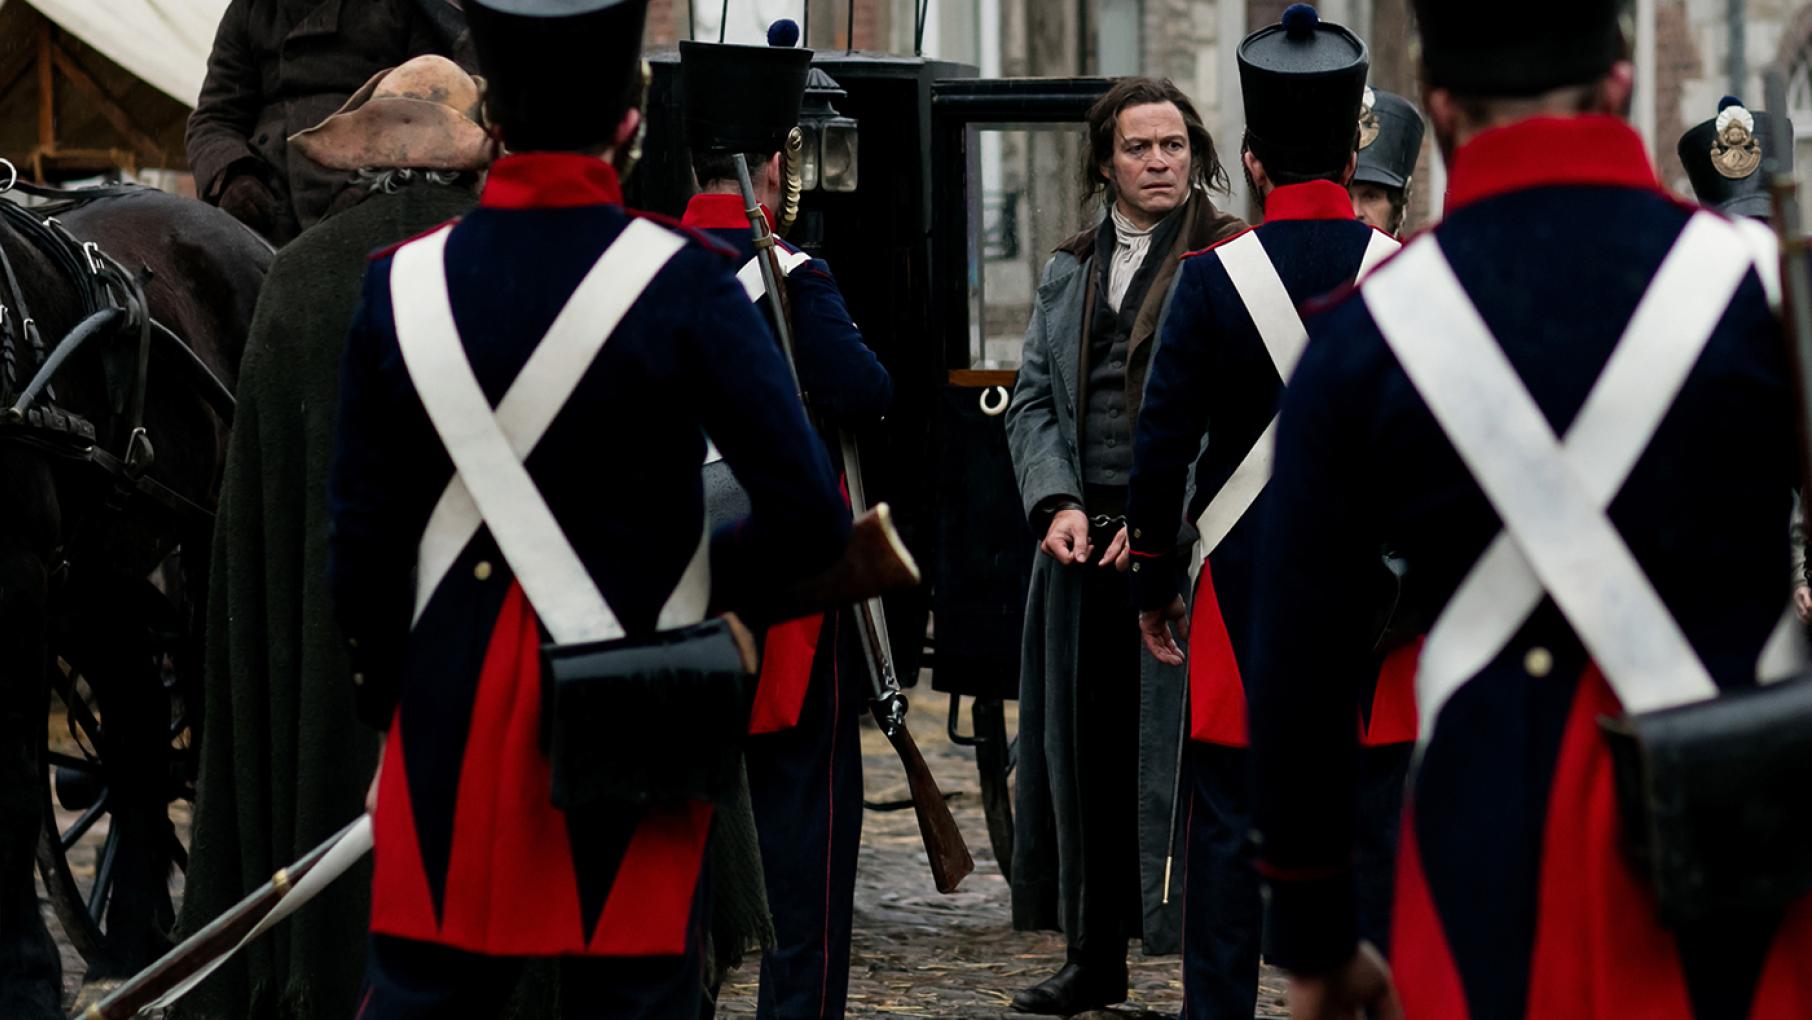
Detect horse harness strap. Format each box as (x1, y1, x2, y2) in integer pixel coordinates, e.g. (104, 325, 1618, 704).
(0, 165, 235, 526)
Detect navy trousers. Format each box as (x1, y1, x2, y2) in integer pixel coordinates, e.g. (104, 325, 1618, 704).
(1355, 744, 1412, 953)
(1180, 742, 1261, 1020)
(745, 613, 865, 1020)
(354, 871, 709, 1020)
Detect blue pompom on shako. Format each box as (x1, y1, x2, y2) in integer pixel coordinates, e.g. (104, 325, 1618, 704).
(1282, 3, 1320, 37)
(680, 25, 815, 156)
(1237, 5, 1368, 178)
(1719, 94, 1744, 112)
(768, 17, 801, 47)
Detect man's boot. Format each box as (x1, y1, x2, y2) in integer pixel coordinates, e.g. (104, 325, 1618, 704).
(1010, 960, 1129, 1016)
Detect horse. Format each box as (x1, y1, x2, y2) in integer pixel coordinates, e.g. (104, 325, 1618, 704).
(0, 181, 269, 1019)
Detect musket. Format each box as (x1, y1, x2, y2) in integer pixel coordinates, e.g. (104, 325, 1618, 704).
(733, 153, 974, 893)
(74, 816, 373, 1020)
(1765, 70, 1812, 505)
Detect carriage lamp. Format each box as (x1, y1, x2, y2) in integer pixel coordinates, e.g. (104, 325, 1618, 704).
(799, 67, 860, 193)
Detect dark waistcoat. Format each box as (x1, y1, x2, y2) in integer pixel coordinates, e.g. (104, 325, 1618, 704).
(1081, 209, 1183, 487)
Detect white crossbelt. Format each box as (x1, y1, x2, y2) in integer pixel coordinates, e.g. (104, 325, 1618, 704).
(1362, 213, 1784, 740)
(392, 222, 709, 639)
(704, 249, 813, 468)
(737, 248, 811, 302)
(1188, 229, 1398, 575)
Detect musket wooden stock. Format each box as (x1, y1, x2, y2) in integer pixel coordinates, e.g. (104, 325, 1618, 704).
(732, 153, 969, 894)
(760, 503, 920, 624)
(880, 711, 976, 894)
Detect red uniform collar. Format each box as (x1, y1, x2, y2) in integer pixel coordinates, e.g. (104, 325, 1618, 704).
(479, 153, 624, 210)
(1445, 116, 1660, 212)
(681, 192, 775, 232)
(1263, 180, 1356, 223)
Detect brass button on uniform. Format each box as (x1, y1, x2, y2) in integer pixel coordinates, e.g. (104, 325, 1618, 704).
(352, 672, 366, 687)
(1133, 528, 1142, 539)
(1524, 646, 1554, 678)
(474, 560, 493, 581)
(1131, 562, 1142, 573)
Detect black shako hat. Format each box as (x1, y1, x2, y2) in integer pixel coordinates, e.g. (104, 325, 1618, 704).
(1679, 96, 1793, 221)
(1413, 0, 1623, 98)
(1354, 87, 1426, 191)
(466, 0, 650, 152)
(1238, 4, 1369, 179)
(680, 20, 814, 156)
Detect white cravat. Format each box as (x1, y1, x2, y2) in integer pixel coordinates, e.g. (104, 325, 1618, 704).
(1106, 204, 1159, 313)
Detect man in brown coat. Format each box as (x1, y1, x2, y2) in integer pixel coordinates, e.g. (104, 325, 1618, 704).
(185, 0, 469, 246)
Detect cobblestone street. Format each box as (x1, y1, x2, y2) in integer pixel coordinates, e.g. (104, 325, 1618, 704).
(50, 689, 1287, 1019)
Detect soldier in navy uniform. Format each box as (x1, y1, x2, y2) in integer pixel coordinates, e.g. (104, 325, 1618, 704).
(1121, 7, 1397, 1017)
(327, 0, 851, 1016)
(1349, 86, 1426, 236)
(1248, 3, 1812, 1018)
(676, 25, 892, 1020)
(1678, 101, 1812, 641)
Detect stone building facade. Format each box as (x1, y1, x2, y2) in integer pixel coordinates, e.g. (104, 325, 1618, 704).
(639, 1, 1812, 365)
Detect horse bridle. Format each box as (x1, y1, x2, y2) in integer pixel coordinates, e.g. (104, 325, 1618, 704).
(0, 158, 234, 524)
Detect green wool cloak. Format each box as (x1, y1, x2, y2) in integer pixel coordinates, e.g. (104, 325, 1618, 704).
(174, 184, 477, 1020)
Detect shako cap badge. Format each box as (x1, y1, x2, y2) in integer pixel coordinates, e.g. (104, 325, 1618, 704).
(1358, 86, 1381, 149)
(1711, 97, 1763, 180)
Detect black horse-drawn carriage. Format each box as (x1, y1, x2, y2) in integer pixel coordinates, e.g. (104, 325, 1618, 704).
(0, 164, 268, 998)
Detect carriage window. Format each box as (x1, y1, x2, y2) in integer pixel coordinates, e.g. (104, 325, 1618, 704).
(966, 125, 1094, 370)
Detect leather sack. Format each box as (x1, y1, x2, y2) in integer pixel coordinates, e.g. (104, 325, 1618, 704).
(1601, 674, 1812, 926)
(544, 614, 758, 810)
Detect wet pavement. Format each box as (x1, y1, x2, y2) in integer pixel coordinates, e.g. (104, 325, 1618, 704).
(50, 689, 1289, 1019)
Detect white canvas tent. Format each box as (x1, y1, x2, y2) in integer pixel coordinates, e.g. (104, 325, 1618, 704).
(0, 0, 218, 180)
(0, 0, 226, 107)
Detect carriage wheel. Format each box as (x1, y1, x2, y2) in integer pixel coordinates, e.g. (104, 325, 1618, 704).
(970, 697, 1016, 882)
(36, 656, 194, 971)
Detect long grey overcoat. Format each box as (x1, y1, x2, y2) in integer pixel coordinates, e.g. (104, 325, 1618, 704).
(1004, 192, 1244, 955)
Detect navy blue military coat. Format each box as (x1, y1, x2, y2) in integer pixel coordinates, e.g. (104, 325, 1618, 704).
(679, 192, 892, 732)
(1248, 117, 1812, 1017)
(327, 153, 848, 957)
(1126, 180, 1409, 747)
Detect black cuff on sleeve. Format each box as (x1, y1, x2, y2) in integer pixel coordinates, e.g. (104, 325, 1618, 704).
(1031, 493, 1084, 531)
(1131, 552, 1182, 611)
(1261, 869, 1360, 976)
